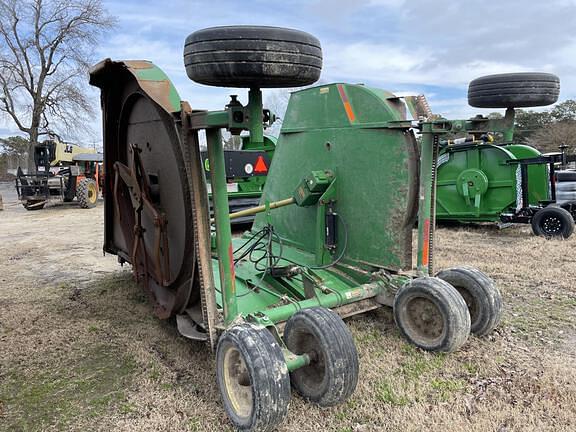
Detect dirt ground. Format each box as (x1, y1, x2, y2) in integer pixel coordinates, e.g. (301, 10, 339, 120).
(1, 180, 575, 432)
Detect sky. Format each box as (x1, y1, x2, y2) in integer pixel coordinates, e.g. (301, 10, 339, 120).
(2, 0, 576, 144)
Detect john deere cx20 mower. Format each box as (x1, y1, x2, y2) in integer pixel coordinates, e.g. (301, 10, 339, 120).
(90, 26, 506, 431)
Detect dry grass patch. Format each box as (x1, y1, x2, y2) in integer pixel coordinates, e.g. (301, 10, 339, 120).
(1, 187, 575, 431)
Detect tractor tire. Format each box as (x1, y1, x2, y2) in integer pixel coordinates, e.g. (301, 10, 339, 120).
(436, 266, 502, 336)
(76, 178, 98, 209)
(23, 200, 45, 211)
(468, 73, 559, 108)
(184, 26, 322, 88)
(394, 277, 471, 352)
(284, 307, 359, 407)
(531, 206, 574, 238)
(216, 324, 290, 432)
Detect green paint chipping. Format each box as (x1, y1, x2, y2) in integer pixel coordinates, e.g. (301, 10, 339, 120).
(0, 344, 136, 430)
(134, 64, 182, 112)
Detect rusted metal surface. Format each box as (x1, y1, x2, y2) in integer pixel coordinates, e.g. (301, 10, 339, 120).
(90, 59, 181, 114)
(181, 101, 219, 349)
(113, 144, 171, 288)
(90, 60, 196, 319)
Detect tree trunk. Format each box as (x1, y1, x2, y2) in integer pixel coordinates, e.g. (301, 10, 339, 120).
(27, 127, 39, 174)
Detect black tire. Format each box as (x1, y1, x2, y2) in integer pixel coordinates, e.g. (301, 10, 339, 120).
(435, 266, 502, 336)
(555, 201, 576, 220)
(531, 206, 574, 238)
(284, 307, 358, 406)
(468, 73, 559, 108)
(184, 26, 322, 88)
(23, 200, 45, 211)
(76, 178, 98, 209)
(393, 277, 470, 352)
(216, 324, 290, 432)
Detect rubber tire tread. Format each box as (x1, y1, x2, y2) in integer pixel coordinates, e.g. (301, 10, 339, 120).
(184, 25, 322, 88)
(531, 206, 574, 238)
(393, 277, 471, 352)
(435, 266, 502, 336)
(468, 72, 559, 108)
(216, 324, 290, 432)
(23, 200, 45, 211)
(284, 307, 358, 406)
(77, 178, 97, 209)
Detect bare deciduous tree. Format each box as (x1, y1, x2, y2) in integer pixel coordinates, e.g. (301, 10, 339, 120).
(0, 0, 115, 171)
(527, 121, 576, 155)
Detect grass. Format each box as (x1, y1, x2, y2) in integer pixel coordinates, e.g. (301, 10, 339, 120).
(0, 344, 136, 431)
(0, 198, 575, 431)
(375, 380, 410, 406)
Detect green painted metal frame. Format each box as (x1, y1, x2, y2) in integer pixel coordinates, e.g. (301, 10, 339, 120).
(434, 107, 554, 223)
(195, 84, 417, 332)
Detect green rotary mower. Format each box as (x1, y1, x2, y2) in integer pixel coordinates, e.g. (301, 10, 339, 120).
(433, 73, 574, 238)
(90, 26, 503, 431)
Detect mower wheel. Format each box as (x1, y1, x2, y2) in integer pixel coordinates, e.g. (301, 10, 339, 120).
(216, 324, 290, 432)
(436, 266, 502, 336)
(284, 307, 358, 406)
(393, 277, 470, 352)
(531, 206, 574, 238)
(184, 26, 322, 88)
(468, 72, 559, 108)
(76, 178, 98, 209)
(23, 200, 45, 211)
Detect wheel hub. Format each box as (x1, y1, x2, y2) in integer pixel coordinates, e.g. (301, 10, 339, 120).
(405, 297, 444, 343)
(223, 346, 253, 419)
(542, 216, 562, 234)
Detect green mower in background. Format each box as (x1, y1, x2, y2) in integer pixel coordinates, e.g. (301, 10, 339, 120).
(201, 134, 276, 224)
(433, 72, 575, 238)
(91, 25, 516, 431)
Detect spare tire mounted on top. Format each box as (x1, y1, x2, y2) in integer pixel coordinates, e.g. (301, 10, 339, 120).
(468, 72, 560, 108)
(183, 25, 322, 88)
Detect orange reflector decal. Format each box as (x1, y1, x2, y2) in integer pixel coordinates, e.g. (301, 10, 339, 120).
(422, 218, 430, 266)
(228, 243, 236, 294)
(254, 155, 268, 173)
(337, 84, 356, 123)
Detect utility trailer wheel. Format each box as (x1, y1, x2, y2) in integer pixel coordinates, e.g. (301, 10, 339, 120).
(23, 200, 45, 211)
(216, 324, 290, 432)
(531, 206, 574, 238)
(468, 73, 560, 108)
(76, 178, 98, 209)
(284, 307, 359, 406)
(184, 26, 322, 88)
(436, 267, 502, 336)
(393, 277, 471, 352)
